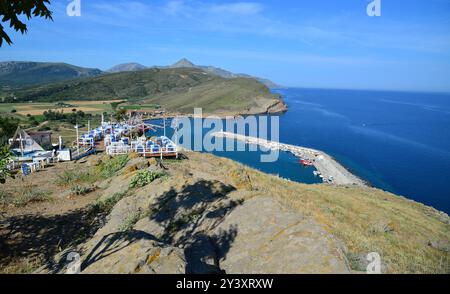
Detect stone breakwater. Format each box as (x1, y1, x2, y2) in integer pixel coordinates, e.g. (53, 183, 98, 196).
(212, 131, 367, 186)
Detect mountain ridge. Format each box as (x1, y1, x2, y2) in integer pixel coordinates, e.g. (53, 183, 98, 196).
(0, 61, 103, 88)
(107, 62, 148, 73)
(107, 58, 282, 88)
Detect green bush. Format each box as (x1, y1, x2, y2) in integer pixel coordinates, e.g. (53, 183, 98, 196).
(0, 147, 13, 184)
(95, 155, 130, 179)
(89, 191, 128, 215)
(129, 170, 167, 189)
(56, 170, 95, 187)
(70, 184, 94, 196)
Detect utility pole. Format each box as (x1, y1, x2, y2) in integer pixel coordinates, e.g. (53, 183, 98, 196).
(75, 125, 79, 154)
(19, 132, 24, 157)
(175, 116, 179, 159)
(163, 109, 166, 138)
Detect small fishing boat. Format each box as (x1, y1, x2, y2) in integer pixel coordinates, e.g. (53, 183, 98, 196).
(300, 159, 314, 167)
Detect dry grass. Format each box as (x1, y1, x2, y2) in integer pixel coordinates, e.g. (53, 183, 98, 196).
(1, 183, 53, 208)
(187, 152, 450, 274)
(252, 169, 449, 273)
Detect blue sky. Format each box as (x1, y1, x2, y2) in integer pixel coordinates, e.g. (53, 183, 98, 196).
(1, 0, 450, 92)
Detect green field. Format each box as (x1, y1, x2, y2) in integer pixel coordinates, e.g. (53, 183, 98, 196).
(119, 104, 161, 110)
(0, 100, 119, 116)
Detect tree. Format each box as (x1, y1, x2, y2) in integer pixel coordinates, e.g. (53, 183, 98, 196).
(114, 109, 128, 122)
(0, 0, 53, 47)
(0, 116, 19, 145)
(0, 146, 13, 184)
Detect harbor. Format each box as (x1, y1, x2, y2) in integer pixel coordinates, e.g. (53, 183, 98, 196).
(212, 131, 367, 186)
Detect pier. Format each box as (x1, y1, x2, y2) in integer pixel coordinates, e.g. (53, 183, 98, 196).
(212, 131, 366, 186)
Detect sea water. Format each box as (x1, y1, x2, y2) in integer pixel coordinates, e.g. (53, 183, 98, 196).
(148, 88, 450, 213)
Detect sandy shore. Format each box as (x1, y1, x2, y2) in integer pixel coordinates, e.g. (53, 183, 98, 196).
(213, 131, 367, 186)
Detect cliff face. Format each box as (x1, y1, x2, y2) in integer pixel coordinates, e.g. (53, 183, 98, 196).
(31, 152, 449, 274)
(266, 98, 288, 114)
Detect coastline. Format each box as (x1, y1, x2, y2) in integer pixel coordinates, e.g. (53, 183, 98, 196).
(212, 131, 367, 187)
(139, 98, 288, 120)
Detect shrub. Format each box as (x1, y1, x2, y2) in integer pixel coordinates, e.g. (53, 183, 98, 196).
(129, 170, 167, 189)
(0, 147, 13, 184)
(14, 190, 51, 207)
(3, 185, 53, 207)
(119, 211, 144, 232)
(89, 191, 128, 215)
(0, 190, 13, 206)
(70, 184, 94, 196)
(56, 170, 94, 187)
(95, 155, 130, 179)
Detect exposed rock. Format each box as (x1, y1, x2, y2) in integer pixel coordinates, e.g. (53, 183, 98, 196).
(122, 157, 150, 175)
(229, 169, 253, 191)
(148, 158, 158, 166)
(212, 196, 350, 274)
(428, 239, 450, 253)
(267, 99, 288, 114)
(369, 220, 398, 234)
(81, 231, 185, 274)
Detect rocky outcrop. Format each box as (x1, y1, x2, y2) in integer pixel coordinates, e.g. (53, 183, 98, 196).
(266, 99, 288, 114)
(33, 155, 353, 274)
(81, 231, 186, 274)
(56, 155, 351, 274)
(213, 196, 349, 274)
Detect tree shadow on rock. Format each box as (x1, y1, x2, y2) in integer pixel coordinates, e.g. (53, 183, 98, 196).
(0, 208, 106, 271)
(146, 179, 243, 273)
(81, 230, 158, 271)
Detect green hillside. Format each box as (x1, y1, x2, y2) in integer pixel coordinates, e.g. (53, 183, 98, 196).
(8, 67, 284, 115)
(144, 77, 283, 114)
(0, 62, 103, 88)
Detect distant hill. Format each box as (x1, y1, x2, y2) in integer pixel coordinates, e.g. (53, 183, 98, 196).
(168, 58, 282, 88)
(107, 63, 148, 73)
(0, 61, 103, 88)
(10, 67, 286, 115)
(108, 58, 282, 88)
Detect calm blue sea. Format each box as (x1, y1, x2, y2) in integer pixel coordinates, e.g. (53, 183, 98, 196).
(276, 88, 450, 214)
(149, 88, 450, 214)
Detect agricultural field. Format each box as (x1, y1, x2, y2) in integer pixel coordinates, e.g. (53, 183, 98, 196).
(118, 104, 161, 111)
(0, 100, 121, 116)
(0, 100, 119, 147)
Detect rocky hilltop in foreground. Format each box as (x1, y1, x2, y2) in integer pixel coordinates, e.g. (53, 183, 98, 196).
(1, 151, 446, 274)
